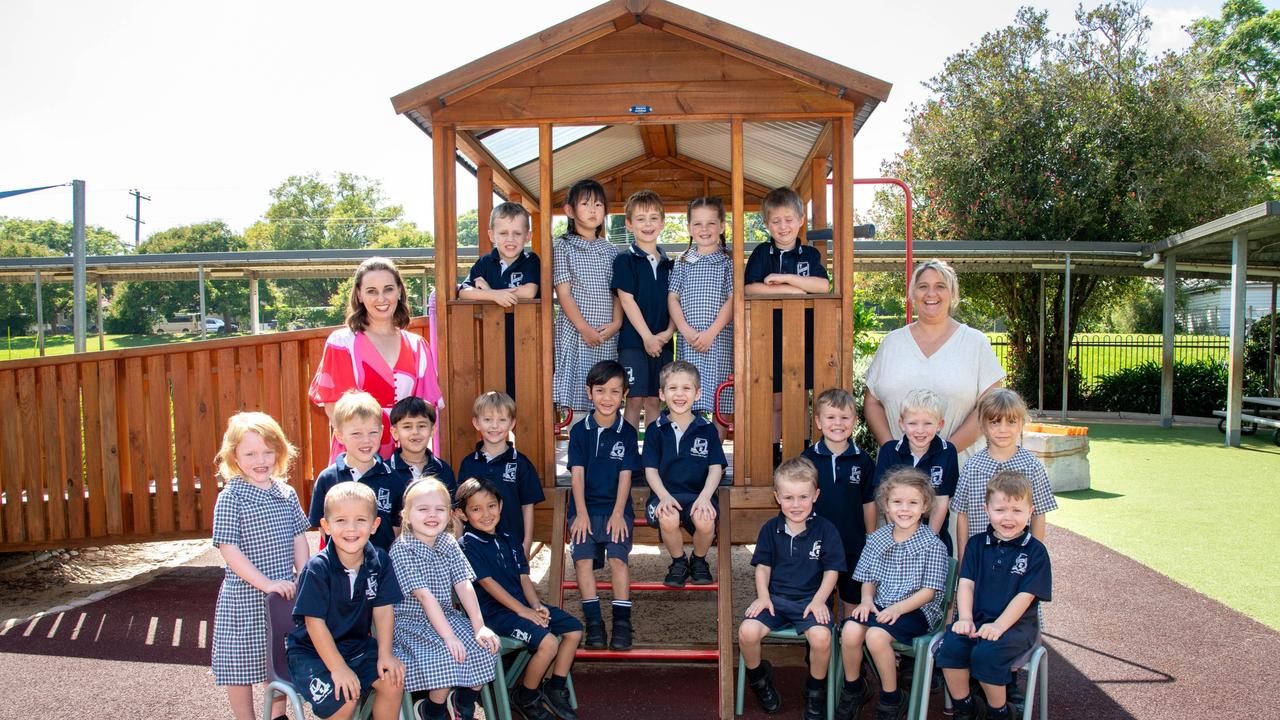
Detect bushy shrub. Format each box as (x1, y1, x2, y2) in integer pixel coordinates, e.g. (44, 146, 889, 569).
(1085, 360, 1227, 417)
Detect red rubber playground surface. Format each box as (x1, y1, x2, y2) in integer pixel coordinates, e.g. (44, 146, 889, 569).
(2, 525, 1277, 719)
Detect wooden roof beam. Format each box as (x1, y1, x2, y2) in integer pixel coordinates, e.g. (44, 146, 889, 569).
(791, 121, 833, 201)
(640, 124, 674, 158)
(549, 154, 662, 207)
(667, 154, 772, 199)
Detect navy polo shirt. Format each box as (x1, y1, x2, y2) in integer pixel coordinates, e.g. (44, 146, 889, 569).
(288, 541, 402, 658)
(802, 439, 877, 563)
(874, 435, 959, 548)
(567, 413, 641, 517)
(960, 527, 1052, 630)
(745, 239, 827, 378)
(459, 524, 530, 620)
(457, 444, 544, 542)
(641, 411, 727, 496)
(611, 243, 673, 350)
(751, 513, 846, 600)
(388, 448, 457, 496)
(459, 248, 541, 296)
(309, 454, 404, 552)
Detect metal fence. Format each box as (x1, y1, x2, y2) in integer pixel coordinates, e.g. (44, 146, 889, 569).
(987, 333, 1231, 383)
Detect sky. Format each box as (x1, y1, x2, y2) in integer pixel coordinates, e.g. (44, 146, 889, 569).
(0, 0, 1242, 249)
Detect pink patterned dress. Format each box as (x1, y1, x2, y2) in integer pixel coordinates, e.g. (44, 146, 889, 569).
(308, 328, 442, 461)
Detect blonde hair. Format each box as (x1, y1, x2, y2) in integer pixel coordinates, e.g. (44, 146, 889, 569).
(473, 390, 516, 419)
(323, 480, 378, 517)
(625, 189, 664, 219)
(773, 455, 819, 491)
(401, 477, 452, 533)
(900, 388, 946, 422)
(814, 387, 857, 415)
(332, 390, 382, 430)
(911, 259, 960, 313)
(216, 411, 296, 481)
(977, 388, 1028, 427)
(986, 470, 1033, 505)
(762, 187, 805, 223)
(876, 467, 935, 515)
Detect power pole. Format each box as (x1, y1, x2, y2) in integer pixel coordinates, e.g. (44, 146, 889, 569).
(127, 188, 150, 248)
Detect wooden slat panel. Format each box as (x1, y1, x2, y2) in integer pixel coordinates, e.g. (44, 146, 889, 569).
(780, 302, 806, 459)
(16, 369, 45, 542)
(811, 297, 840, 405)
(98, 359, 124, 535)
(237, 345, 259, 411)
(493, 47, 778, 88)
(59, 364, 86, 539)
(446, 305, 480, 465)
(215, 348, 238, 431)
(481, 305, 507, 395)
(279, 341, 305, 495)
(169, 354, 198, 532)
(123, 358, 150, 535)
(80, 362, 107, 536)
(146, 355, 175, 533)
(261, 344, 281, 420)
(513, 303, 542, 475)
(0, 371, 21, 542)
(747, 301, 773, 484)
(38, 366, 67, 541)
(191, 350, 217, 530)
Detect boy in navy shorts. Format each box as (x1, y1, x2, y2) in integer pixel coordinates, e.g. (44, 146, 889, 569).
(568, 360, 641, 650)
(802, 388, 877, 610)
(936, 471, 1052, 720)
(288, 482, 404, 720)
(740, 456, 845, 720)
(310, 391, 404, 552)
(459, 201, 541, 397)
(457, 391, 545, 560)
(458, 478, 582, 720)
(612, 189, 674, 430)
(641, 360, 727, 587)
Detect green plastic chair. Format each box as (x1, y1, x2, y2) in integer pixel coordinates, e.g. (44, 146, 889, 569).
(735, 624, 840, 720)
(489, 635, 578, 720)
(919, 630, 1048, 720)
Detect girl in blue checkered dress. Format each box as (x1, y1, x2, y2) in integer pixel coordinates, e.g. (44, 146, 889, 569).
(668, 197, 734, 435)
(553, 178, 622, 411)
(392, 478, 499, 720)
(210, 412, 310, 720)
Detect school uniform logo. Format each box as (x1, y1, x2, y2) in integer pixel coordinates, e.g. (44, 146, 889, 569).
(610, 441, 625, 460)
(1011, 553, 1029, 576)
(512, 628, 532, 643)
(503, 462, 518, 482)
(365, 576, 379, 599)
(376, 487, 392, 512)
(849, 467, 862, 484)
(509, 272, 524, 287)
(797, 261, 811, 276)
(309, 677, 332, 703)
(625, 365, 636, 384)
(691, 438, 709, 458)
(930, 466, 944, 487)
(809, 540, 823, 560)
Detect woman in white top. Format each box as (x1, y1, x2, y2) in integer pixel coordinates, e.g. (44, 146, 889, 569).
(864, 259, 1004, 458)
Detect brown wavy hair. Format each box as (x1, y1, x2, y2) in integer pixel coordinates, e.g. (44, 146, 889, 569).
(346, 256, 411, 332)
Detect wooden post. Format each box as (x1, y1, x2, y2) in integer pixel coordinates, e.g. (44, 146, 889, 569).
(811, 160, 828, 267)
(730, 117, 746, 484)
(433, 124, 458, 460)
(538, 124, 555, 485)
(477, 164, 494, 254)
(834, 116, 855, 384)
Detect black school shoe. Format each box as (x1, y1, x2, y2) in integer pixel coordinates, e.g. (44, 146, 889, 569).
(689, 554, 714, 585)
(664, 555, 690, 587)
(584, 617, 608, 649)
(510, 687, 556, 720)
(541, 680, 580, 720)
(833, 681, 873, 720)
(873, 698, 908, 720)
(952, 696, 988, 720)
(802, 685, 826, 720)
(610, 615, 633, 650)
(747, 660, 783, 714)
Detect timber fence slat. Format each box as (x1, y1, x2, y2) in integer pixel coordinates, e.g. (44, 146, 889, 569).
(38, 366, 66, 541)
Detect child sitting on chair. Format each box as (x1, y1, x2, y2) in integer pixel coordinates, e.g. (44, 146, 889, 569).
(740, 456, 845, 720)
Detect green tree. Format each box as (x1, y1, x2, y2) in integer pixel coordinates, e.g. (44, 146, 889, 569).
(1190, 0, 1280, 185)
(457, 209, 480, 247)
(0, 218, 121, 332)
(107, 222, 255, 333)
(873, 2, 1265, 407)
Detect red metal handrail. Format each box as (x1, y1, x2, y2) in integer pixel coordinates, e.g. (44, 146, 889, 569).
(713, 374, 734, 431)
(832, 177, 915, 319)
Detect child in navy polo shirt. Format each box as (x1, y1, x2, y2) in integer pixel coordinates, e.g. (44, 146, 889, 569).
(936, 471, 1051, 720)
(310, 391, 404, 552)
(838, 468, 949, 720)
(873, 388, 960, 553)
(568, 360, 642, 650)
(457, 391, 545, 560)
(744, 187, 830, 456)
(459, 202, 541, 398)
(288, 482, 404, 720)
(387, 397, 455, 492)
(741, 456, 845, 720)
(802, 388, 877, 610)
(612, 189, 675, 430)
(641, 361, 727, 587)
(458, 478, 582, 720)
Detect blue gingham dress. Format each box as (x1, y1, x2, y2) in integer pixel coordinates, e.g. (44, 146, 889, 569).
(211, 477, 309, 685)
(553, 233, 620, 409)
(391, 532, 497, 692)
(854, 524, 950, 628)
(668, 249, 734, 414)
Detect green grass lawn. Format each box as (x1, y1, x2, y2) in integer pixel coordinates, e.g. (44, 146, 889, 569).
(1052, 422, 1280, 630)
(0, 332, 234, 360)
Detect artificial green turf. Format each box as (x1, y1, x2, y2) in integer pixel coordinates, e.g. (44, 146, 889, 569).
(1050, 422, 1280, 630)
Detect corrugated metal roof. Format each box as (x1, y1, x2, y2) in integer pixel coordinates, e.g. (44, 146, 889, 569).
(478, 125, 605, 170)
(509, 125, 646, 199)
(675, 121, 824, 189)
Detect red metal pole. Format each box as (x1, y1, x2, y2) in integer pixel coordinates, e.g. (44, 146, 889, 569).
(830, 177, 915, 321)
